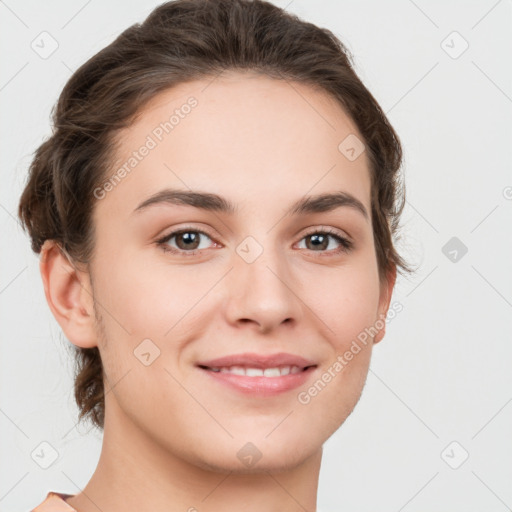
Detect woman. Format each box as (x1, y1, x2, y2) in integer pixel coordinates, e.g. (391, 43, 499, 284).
(19, 0, 412, 510)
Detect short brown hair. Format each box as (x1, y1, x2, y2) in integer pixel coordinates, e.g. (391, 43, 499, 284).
(18, 0, 412, 431)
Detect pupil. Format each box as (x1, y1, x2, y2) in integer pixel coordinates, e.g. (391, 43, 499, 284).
(309, 234, 327, 250)
(180, 232, 199, 249)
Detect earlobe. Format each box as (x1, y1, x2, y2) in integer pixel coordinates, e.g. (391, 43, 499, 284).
(39, 240, 97, 349)
(373, 264, 397, 345)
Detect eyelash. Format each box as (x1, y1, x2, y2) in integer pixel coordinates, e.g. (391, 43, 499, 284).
(155, 225, 353, 257)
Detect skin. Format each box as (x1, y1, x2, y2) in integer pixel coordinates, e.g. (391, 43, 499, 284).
(40, 70, 396, 512)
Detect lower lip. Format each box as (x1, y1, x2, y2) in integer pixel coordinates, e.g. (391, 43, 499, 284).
(198, 366, 317, 396)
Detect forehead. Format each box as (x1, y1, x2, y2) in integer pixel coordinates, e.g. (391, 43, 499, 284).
(100, 71, 371, 218)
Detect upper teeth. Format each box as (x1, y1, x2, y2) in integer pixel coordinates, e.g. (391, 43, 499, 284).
(209, 365, 303, 377)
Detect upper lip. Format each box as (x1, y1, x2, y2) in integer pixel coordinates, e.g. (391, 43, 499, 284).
(197, 352, 317, 369)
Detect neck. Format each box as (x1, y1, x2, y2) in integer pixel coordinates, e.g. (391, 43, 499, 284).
(66, 398, 323, 512)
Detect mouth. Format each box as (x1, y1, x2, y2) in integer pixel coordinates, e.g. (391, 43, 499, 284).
(195, 352, 318, 396)
(198, 364, 315, 377)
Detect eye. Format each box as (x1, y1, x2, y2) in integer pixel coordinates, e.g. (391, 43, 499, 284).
(297, 227, 353, 255)
(156, 227, 217, 256)
(155, 226, 353, 257)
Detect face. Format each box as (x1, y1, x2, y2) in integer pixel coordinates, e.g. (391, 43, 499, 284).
(82, 71, 394, 472)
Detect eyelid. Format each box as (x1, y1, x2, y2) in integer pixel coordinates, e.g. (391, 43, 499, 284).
(300, 225, 351, 242)
(158, 225, 216, 240)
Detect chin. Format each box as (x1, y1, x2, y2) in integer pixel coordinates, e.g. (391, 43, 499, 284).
(185, 432, 322, 475)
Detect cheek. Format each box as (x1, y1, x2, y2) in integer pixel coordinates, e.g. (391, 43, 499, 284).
(308, 261, 382, 347)
(297, 261, 380, 405)
(92, 247, 206, 342)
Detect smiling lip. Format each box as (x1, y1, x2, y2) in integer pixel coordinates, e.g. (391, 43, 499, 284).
(196, 352, 318, 396)
(197, 352, 316, 369)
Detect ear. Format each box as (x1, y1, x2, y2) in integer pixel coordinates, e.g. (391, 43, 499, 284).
(39, 240, 98, 348)
(373, 264, 397, 345)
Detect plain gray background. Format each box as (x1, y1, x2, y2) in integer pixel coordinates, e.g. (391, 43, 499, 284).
(1, 1, 511, 511)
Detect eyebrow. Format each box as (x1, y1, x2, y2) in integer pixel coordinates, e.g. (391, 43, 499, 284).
(133, 188, 369, 221)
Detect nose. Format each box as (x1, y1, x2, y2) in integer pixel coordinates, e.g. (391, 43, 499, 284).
(223, 244, 303, 334)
